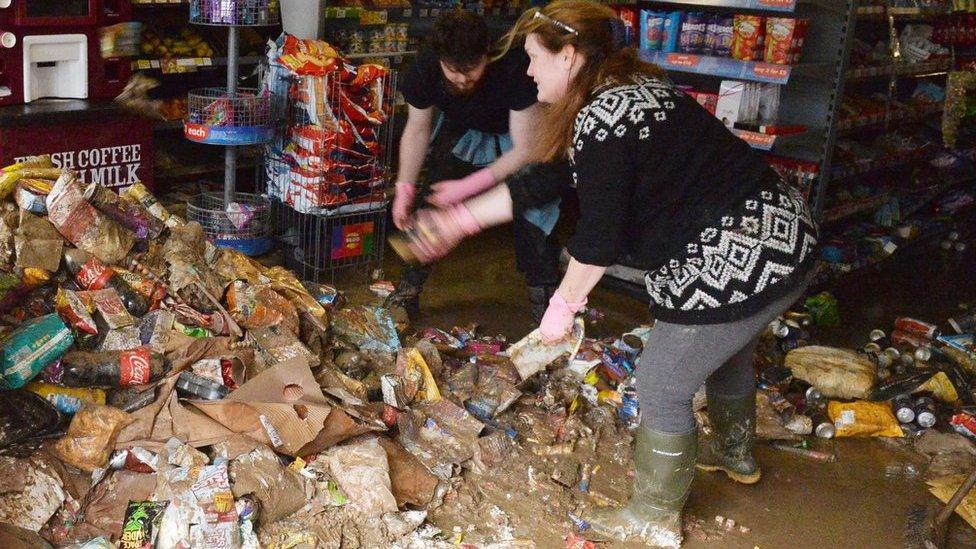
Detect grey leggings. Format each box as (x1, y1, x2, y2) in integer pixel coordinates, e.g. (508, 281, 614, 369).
(636, 283, 809, 433)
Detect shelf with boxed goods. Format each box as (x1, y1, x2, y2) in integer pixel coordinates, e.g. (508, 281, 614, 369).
(639, 0, 798, 13)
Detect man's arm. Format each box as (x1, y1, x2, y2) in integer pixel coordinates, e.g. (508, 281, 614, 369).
(396, 105, 434, 185)
(486, 103, 540, 181)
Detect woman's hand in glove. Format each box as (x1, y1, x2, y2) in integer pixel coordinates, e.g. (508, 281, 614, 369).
(539, 291, 587, 342)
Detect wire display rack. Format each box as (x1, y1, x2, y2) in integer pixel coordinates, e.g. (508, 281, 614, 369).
(261, 60, 398, 282)
(182, 0, 279, 256)
(187, 191, 275, 256)
(185, 87, 273, 145)
(189, 0, 281, 26)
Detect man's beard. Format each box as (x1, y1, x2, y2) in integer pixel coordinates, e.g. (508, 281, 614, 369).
(445, 77, 484, 97)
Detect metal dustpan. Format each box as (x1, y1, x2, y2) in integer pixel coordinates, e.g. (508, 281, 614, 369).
(507, 318, 585, 381)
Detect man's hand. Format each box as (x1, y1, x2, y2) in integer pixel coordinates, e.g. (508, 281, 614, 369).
(392, 181, 416, 230)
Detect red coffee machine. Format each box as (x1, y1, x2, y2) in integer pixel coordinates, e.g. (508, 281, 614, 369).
(0, 0, 132, 104)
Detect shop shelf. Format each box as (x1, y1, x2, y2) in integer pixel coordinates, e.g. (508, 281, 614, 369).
(345, 50, 417, 60)
(132, 56, 263, 73)
(846, 58, 953, 80)
(189, 0, 280, 26)
(639, 50, 825, 84)
(732, 129, 778, 151)
(184, 87, 273, 145)
(822, 192, 891, 224)
(836, 102, 943, 133)
(639, 0, 797, 11)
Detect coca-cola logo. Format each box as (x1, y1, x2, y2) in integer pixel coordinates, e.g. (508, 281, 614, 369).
(121, 348, 152, 385)
(77, 259, 110, 290)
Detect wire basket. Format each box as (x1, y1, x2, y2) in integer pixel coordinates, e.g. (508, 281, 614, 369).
(274, 200, 388, 283)
(189, 0, 280, 26)
(187, 192, 275, 256)
(185, 87, 273, 145)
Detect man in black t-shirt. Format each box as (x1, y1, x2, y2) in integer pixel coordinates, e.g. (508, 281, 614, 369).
(387, 10, 562, 320)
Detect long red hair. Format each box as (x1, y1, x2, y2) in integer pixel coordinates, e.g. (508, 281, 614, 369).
(495, 0, 664, 161)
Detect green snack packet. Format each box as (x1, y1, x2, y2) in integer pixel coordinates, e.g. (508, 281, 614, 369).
(120, 500, 168, 549)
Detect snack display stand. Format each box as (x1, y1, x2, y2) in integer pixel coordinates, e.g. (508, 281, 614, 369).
(180, 0, 279, 256)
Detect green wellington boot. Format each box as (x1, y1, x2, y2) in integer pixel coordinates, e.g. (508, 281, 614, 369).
(585, 427, 697, 547)
(696, 390, 761, 484)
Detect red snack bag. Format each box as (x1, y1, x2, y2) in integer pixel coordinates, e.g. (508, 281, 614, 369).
(732, 15, 765, 61)
(764, 17, 798, 65)
(56, 287, 98, 335)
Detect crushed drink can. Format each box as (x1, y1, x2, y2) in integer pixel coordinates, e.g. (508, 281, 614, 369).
(815, 421, 835, 439)
(618, 386, 640, 430)
(892, 330, 931, 348)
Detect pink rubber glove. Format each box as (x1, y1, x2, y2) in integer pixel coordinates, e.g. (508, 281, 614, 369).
(426, 167, 496, 208)
(399, 204, 482, 264)
(392, 181, 416, 230)
(540, 291, 587, 342)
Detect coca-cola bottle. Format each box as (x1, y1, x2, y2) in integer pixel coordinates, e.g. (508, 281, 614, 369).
(63, 249, 148, 317)
(60, 347, 168, 388)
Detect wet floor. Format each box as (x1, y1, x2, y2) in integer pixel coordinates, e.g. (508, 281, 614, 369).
(335, 223, 976, 548)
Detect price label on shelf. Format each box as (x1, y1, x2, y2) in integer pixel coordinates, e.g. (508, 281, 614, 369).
(336, 8, 347, 18)
(757, 0, 795, 9)
(419, 8, 428, 17)
(136, 59, 152, 70)
(664, 53, 701, 68)
(733, 130, 776, 150)
(160, 59, 182, 74)
(752, 63, 790, 82)
(431, 8, 440, 16)
(403, 8, 412, 17)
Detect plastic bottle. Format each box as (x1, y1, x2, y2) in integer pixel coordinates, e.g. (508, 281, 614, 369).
(176, 371, 229, 400)
(60, 347, 168, 388)
(63, 249, 148, 317)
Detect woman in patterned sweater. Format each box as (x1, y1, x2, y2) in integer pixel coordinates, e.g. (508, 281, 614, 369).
(392, 0, 818, 545)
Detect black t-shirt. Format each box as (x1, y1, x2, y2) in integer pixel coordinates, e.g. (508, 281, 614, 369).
(401, 48, 538, 135)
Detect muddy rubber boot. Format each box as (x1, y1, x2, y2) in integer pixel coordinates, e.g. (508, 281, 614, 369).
(383, 279, 422, 319)
(696, 390, 761, 484)
(528, 285, 557, 323)
(585, 427, 697, 547)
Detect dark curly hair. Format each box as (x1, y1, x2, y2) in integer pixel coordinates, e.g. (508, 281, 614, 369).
(429, 9, 490, 71)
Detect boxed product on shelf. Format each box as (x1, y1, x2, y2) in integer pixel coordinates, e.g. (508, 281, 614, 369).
(706, 14, 735, 58)
(663, 11, 683, 53)
(640, 11, 666, 51)
(613, 7, 640, 48)
(764, 17, 809, 64)
(732, 14, 765, 61)
(716, 80, 746, 127)
(679, 12, 708, 54)
(687, 89, 719, 115)
(715, 80, 782, 128)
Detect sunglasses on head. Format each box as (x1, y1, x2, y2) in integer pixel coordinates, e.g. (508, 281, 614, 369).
(532, 10, 579, 36)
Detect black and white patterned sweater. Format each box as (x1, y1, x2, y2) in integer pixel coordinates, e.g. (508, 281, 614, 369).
(564, 75, 819, 324)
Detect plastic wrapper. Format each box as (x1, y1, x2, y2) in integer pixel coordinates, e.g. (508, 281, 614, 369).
(155, 462, 240, 549)
(331, 305, 400, 354)
(90, 288, 136, 329)
(321, 437, 397, 518)
(45, 172, 134, 265)
(25, 382, 106, 415)
(138, 310, 175, 353)
(277, 35, 341, 76)
(247, 324, 320, 370)
(225, 280, 300, 335)
(827, 400, 903, 438)
(0, 455, 67, 532)
(56, 288, 98, 336)
(229, 446, 307, 525)
(120, 182, 180, 229)
(120, 501, 168, 549)
(0, 390, 63, 455)
(2, 154, 54, 172)
(785, 346, 876, 399)
(0, 211, 17, 271)
(14, 211, 62, 271)
(264, 266, 327, 321)
(53, 404, 133, 472)
(99, 326, 143, 352)
(0, 313, 74, 390)
(85, 182, 165, 241)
